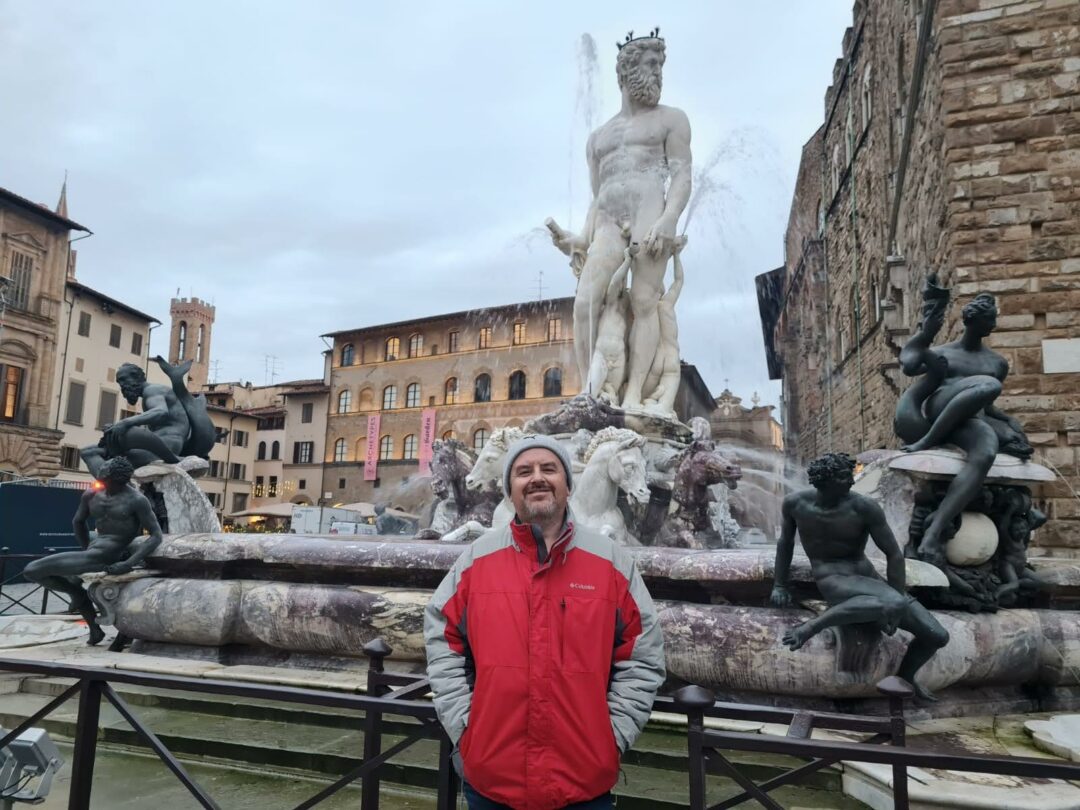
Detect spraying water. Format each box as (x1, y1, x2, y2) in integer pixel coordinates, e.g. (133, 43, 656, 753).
(568, 33, 601, 232)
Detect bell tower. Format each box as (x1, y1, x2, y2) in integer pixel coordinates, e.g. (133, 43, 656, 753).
(169, 297, 215, 389)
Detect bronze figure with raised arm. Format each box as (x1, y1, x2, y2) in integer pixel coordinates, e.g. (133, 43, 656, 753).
(770, 453, 949, 701)
(894, 277, 1033, 567)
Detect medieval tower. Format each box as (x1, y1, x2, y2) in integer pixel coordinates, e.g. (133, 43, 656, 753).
(168, 297, 215, 390)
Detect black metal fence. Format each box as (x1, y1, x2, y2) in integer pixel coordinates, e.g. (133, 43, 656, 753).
(0, 637, 1078, 809)
(0, 548, 77, 616)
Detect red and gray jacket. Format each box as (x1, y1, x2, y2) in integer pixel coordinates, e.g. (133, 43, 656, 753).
(424, 515, 665, 810)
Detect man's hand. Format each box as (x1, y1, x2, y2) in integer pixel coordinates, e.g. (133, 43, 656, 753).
(105, 561, 134, 576)
(769, 586, 793, 608)
(643, 216, 676, 258)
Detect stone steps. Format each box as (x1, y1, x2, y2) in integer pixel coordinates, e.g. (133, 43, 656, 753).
(3, 677, 867, 808)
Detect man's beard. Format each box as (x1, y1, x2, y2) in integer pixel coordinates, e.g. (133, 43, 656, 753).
(120, 387, 141, 405)
(520, 486, 561, 523)
(627, 69, 662, 106)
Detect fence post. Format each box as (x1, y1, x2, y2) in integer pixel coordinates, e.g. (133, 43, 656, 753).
(436, 732, 460, 810)
(361, 638, 393, 810)
(41, 549, 55, 614)
(673, 685, 716, 810)
(0, 548, 8, 612)
(67, 678, 103, 810)
(876, 676, 913, 810)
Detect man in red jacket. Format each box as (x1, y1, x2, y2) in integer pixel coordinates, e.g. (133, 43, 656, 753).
(425, 434, 665, 810)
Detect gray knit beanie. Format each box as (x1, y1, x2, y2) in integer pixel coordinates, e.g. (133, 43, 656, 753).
(502, 435, 574, 496)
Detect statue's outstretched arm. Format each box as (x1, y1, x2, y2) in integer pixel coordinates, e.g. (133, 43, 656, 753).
(112, 391, 170, 430)
(900, 273, 949, 376)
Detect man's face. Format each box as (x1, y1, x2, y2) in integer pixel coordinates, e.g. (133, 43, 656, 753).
(625, 48, 663, 106)
(816, 470, 854, 500)
(509, 448, 569, 524)
(117, 371, 143, 404)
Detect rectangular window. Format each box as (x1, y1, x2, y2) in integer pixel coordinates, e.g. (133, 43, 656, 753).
(547, 318, 562, 341)
(233, 430, 248, 447)
(216, 429, 228, 445)
(65, 380, 85, 425)
(209, 460, 222, 478)
(448, 331, 460, 353)
(109, 324, 122, 348)
(512, 322, 526, 345)
(131, 332, 143, 355)
(338, 478, 346, 489)
(8, 252, 32, 311)
(77, 312, 91, 337)
(268, 476, 278, 497)
(96, 390, 118, 430)
(205, 492, 221, 508)
(60, 446, 81, 471)
(232, 493, 248, 513)
(229, 463, 246, 480)
(0, 365, 23, 423)
(478, 327, 491, 349)
(298, 478, 307, 490)
(254, 476, 265, 498)
(301, 402, 313, 423)
(293, 441, 314, 464)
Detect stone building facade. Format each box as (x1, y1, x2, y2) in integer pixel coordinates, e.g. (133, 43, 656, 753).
(52, 280, 159, 481)
(0, 185, 90, 479)
(322, 298, 580, 504)
(759, 0, 1080, 551)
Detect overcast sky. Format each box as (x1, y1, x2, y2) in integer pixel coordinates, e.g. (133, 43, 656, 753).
(1, 2, 854, 409)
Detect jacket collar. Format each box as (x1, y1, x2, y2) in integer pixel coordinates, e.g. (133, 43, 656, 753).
(509, 509, 576, 560)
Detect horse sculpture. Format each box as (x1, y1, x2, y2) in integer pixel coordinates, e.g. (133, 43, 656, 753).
(421, 439, 487, 537)
(569, 427, 650, 545)
(439, 427, 525, 542)
(661, 442, 742, 548)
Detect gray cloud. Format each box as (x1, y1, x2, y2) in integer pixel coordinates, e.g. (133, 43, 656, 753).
(0, 1, 854, 399)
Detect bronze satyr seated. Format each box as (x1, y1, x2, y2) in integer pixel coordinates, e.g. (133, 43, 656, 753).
(23, 457, 163, 645)
(770, 453, 949, 701)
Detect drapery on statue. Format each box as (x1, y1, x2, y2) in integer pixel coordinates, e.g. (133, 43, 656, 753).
(894, 274, 1033, 567)
(80, 356, 217, 479)
(24, 457, 163, 645)
(770, 453, 949, 701)
(547, 28, 692, 412)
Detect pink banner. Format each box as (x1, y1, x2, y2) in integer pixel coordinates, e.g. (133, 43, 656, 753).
(418, 408, 437, 475)
(364, 414, 381, 481)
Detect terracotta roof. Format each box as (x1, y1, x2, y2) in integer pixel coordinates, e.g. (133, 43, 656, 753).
(322, 296, 574, 339)
(0, 185, 90, 232)
(68, 281, 160, 325)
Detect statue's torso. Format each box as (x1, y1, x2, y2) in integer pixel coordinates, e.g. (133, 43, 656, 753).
(142, 383, 190, 439)
(791, 494, 875, 576)
(935, 342, 1008, 381)
(591, 106, 681, 219)
(89, 490, 143, 544)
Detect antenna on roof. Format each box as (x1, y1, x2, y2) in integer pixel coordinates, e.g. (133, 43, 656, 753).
(536, 268, 546, 301)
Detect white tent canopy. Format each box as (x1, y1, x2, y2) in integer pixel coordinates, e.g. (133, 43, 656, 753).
(229, 503, 296, 519)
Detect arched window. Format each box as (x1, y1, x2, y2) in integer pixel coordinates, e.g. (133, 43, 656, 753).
(871, 277, 882, 322)
(403, 434, 418, 459)
(862, 66, 873, 131)
(385, 337, 400, 361)
(196, 324, 205, 363)
(543, 368, 562, 398)
(406, 383, 421, 408)
(271, 440, 280, 460)
(473, 428, 489, 452)
(408, 333, 423, 358)
(341, 344, 355, 366)
(379, 435, 393, 460)
(442, 430, 455, 441)
(850, 284, 861, 339)
(177, 322, 187, 360)
(445, 377, 458, 405)
(382, 385, 397, 410)
(338, 389, 352, 413)
(508, 370, 526, 400)
(333, 438, 346, 462)
(474, 374, 491, 403)
(359, 388, 374, 409)
(257, 441, 267, 461)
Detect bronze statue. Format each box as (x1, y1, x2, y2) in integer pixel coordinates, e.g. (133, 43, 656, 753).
(24, 457, 163, 645)
(80, 356, 216, 479)
(894, 275, 1033, 568)
(770, 453, 949, 701)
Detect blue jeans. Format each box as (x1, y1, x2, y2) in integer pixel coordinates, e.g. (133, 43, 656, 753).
(463, 782, 614, 809)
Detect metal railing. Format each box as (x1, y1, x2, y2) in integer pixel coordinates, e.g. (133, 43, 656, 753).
(670, 677, 1080, 810)
(0, 639, 457, 810)
(0, 549, 78, 617)
(0, 634, 1077, 809)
